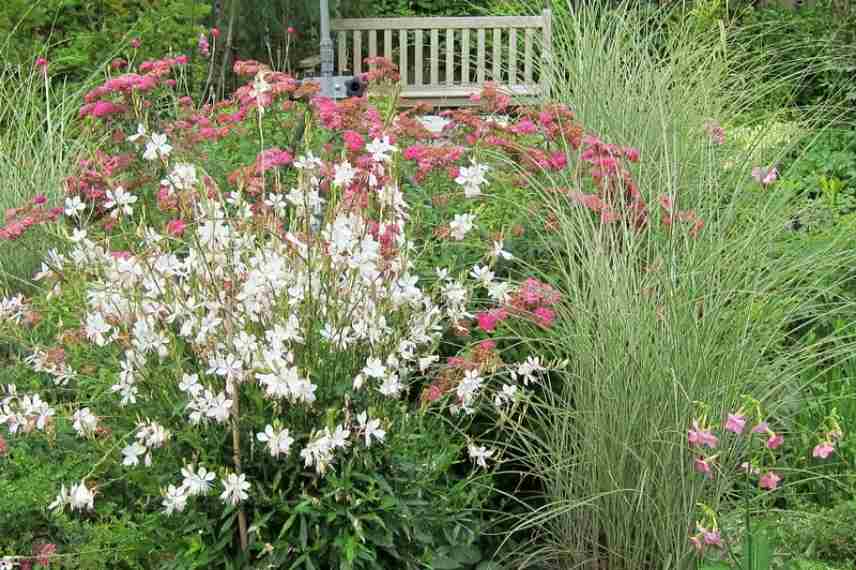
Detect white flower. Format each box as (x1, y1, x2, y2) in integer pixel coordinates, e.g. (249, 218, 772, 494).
(220, 472, 251, 506)
(366, 136, 397, 163)
(143, 133, 172, 161)
(206, 392, 233, 423)
(456, 369, 483, 408)
(491, 239, 513, 260)
(449, 213, 475, 241)
(357, 411, 385, 448)
(181, 464, 216, 496)
(49, 484, 69, 512)
(163, 163, 198, 192)
(128, 123, 147, 142)
(0, 556, 14, 570)
(468, 444, 494, 469)
(330, 424, 350, 450)
(72, 407, 98, 438)
(104, 187, 138, 218)
(64, 196, 86, 217)
(162, 484, 188, 515)
(469, 264, 494, 286)
(362, 357, 387, 380)
(455, 159, 489, 198)
(69, 479, 96, 511)
(256, 425, 294, 458)
(515, 356, 545, 385)
(250, 70, 272, 101)
(494, 384, 518, 408)
(378, 374, 402, 398)
(84, 312, 112, 346)
(294, 152, 323, 170)
(121, 442, 147, 467)
(333, 161, 358, 188)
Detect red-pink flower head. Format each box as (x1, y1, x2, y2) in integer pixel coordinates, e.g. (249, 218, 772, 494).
(130, 38, 141, 49)
(724, 413, 746, 434)
(766, 433, 784, 450)
(812, 441, 835, 459)
(759, 471, 781, 490)
(166, 219, 187, 237)
(693, 457, 713, 478)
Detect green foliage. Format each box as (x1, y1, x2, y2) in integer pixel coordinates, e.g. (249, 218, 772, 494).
(0, 0, 209, 81)
(730, 1, 856, 119)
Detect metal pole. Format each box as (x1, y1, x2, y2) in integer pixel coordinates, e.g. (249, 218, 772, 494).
(319, 0, 334, 78)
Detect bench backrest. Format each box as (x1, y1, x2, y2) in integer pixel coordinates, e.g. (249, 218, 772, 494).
(330, 10, 552, 106)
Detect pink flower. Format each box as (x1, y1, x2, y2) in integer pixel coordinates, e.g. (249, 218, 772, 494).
(624, 147, 640, 162)
(759, 471, 781, 490)
(693, 457, 713, 478)
(35, 543, 57, 566)
(703, 530, 722, 547)
(287, 26, 297, 35)
(166, 219, 187, 236)
(812, 441, 835, 459)
(211, 27, 221, 38)
(724, 413, 746, 434)
(343, 130, 365, 152)
(751, 421, 769, 434)
(0, 434, 7, 456)
(688, 421, 718, 449)
(130, 38, 141, 49)
(689, 534, 704, 553)
(751, 166, 778, 187)
(476, 311, 500, 333)
(32, 194, 47, 205)
(766, 433, 784, 450)
(533, 306, 556, 328)
(35, 57, 48, 70)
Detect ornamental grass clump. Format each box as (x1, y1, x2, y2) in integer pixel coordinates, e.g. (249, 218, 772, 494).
(487, 1, 856, 569)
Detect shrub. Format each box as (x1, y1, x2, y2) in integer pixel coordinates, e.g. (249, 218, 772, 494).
(0, 55, 615, 567)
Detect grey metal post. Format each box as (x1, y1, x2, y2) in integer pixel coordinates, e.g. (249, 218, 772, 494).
(319, 0, 334, 78)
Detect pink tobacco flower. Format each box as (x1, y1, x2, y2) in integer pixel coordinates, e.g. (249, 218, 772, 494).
(287, 26, 297, 35)
(693, 457, 713, 478)
(703, 530, 723, 547)
(476, 312, 500, 333)
(759, 471, 781, 490)
(198, 33, 211, 57)
(751, 166, 779, 187)
(688, 421, 719, 449)
(766, 433, 784, 450)
(130, 38, 141, 49)
(35, 57, 48, 71)
(812, 441, 835, 459)
(623, 147, 640, 162)
(724, 413, 746, 434)
(211, 27, 221, 38)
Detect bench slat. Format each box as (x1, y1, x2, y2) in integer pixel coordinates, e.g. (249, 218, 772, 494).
(493, 28, 502, 81)
(399, 29, 408, 85)
(384, 30, 392, 61)
(414, 30, 423, 86)
(477, 29, 486, 84)
(338, 32, 347, 73)
(508, 28, 517, 85)
(332, 15, 545, 31)
(524, 28, 533, 85)
(369, 30, 377, 60)
(430, 29, 439, 85)
(461, 29, 470, 84)
(353, 31, 362, 75)
(446, 29, 454, 86)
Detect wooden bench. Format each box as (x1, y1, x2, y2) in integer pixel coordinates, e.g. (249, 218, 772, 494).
(328, 10, 552, 107)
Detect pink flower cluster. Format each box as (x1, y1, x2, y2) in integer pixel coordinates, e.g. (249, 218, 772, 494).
(402, 144, 466, 182)
(0, 195, 62, 241)
(751, 166, 779, 187)
(689, 524, 722, 555)
(79, 56, 188, 120)
(508, 278, 560, 329)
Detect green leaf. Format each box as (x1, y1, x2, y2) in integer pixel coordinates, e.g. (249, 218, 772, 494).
(430, 555, 464, 569)
(451, 544, 482, 564)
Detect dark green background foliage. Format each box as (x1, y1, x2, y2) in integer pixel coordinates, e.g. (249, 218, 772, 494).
(0, 0, 210, 79)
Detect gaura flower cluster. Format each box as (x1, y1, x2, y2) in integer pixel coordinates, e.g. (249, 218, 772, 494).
(2, 119, 548, 520)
